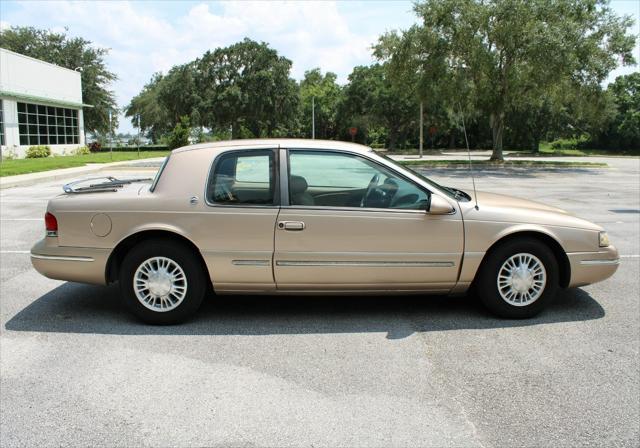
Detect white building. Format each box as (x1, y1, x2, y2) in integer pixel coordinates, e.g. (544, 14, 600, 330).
(0, 48, 88, 158)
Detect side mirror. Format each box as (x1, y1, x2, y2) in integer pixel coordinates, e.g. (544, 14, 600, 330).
(428, 195, 455, 215)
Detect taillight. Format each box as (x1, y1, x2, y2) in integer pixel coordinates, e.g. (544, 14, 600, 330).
(45, 212, 58, 236)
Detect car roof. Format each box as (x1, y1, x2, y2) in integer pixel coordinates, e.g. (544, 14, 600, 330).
(171, 138, 372, 155)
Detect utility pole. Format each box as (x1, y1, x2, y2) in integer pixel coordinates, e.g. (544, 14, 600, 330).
(311, 96, 316, 139)
(109, 109, 113, 162)
(137, 113, 141, 159)
(419, 101, 424, 159)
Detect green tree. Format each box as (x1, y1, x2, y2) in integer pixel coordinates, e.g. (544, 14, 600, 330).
(167, 116, 191, 150)
(379, 0, 636, 160)
(124, 73, 172, 143)
(299, 69, 341, 139)
(0, 26, 118, 134)
(506, 81, 617, 151)
(605, 73, 640, 149)
(157, 62, 201, 125)
(375, 25, 475, 151)
(339, 64, 418, 149)
(195, 38, 299, 138)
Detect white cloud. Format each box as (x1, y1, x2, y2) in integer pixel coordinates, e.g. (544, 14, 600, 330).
(1, 0, 410, 132)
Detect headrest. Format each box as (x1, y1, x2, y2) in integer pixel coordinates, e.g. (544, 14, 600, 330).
(290, 175, 308, 195)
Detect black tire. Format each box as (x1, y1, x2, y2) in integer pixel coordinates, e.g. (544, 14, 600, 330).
(476, 238, 559, 319)
(119, 239, 206, 324)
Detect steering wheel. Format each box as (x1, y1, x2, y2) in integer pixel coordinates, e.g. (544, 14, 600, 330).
(360, 173, 380, 207)
(214, 181, 235, 202)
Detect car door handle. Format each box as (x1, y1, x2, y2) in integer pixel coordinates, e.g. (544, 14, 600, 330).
(278, 221, 305, 231)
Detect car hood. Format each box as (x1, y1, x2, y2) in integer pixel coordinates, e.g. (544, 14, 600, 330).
(472, 191, 571, 215)
(462, 191, 602, 231)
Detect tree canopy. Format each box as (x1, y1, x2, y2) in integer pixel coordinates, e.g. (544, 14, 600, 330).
(299, 69, 342, 139)
(339, 64, 419, 148)
(0, 26, 118, 134)
(375, 0, 637, 159)
(3, 2, 629, 154)
(196, 39, 299, 138)
(125, 39, 299, 141)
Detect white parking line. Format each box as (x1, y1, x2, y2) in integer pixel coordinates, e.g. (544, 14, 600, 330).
(0, 199, 49, 202)
(0, 218, 41, 221)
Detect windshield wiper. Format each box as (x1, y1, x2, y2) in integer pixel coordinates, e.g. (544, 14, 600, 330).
(447, 187, 470, 202)
(63, 176, 152, 194)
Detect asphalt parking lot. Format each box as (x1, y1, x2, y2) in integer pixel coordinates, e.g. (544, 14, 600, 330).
(1, 158, 638, 447)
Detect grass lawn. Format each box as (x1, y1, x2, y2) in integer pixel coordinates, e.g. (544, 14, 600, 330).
(384, 146, 637, 157)
(510, 142, 639, 157)
(0, 151, 169, 177)
(534, 147, 638, 157)
(399, 159, 608, 168)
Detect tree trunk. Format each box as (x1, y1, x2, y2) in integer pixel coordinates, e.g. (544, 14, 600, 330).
(490, 112, 505, 161)
(388, 130, 399, 151)
(530, 137, 540, 153)
(449, 129, 456, 149)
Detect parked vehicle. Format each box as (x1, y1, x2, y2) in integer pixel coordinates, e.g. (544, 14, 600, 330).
(31, 139, 619, 323)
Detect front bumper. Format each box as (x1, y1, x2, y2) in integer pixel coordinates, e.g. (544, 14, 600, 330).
(566, 245, 619, 288)
(30, 238, 110, 285)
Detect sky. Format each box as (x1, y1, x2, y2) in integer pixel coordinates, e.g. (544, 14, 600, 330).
(0, 0, 638, 134)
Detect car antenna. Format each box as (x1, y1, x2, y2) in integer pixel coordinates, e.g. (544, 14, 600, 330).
(459, 103, 479, 210)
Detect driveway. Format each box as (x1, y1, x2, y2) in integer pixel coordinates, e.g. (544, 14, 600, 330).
(1, 159, 638, 447)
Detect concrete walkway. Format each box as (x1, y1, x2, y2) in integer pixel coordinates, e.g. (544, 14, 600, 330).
(391, 151, 639, 169)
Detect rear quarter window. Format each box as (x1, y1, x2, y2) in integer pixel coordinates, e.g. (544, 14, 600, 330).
(150, 156, 170, 192)
(206, 150, 276, 205)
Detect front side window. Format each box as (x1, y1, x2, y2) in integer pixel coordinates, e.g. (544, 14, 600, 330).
(288, 150, 429, 210)
(207, 150, 276, 205)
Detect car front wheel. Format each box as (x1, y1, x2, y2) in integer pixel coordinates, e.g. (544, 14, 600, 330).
(119, 239, 206, 324)
(476, 238, 559, 318)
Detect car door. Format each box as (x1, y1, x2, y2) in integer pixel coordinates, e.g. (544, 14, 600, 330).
(201, 147, 280, 292)
(273, 148, 464, 292)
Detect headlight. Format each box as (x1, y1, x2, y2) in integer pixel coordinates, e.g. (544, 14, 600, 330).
(599, 231, 610, 247)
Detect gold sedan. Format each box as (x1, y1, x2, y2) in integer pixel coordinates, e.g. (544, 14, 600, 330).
(31, 139, 619, 324)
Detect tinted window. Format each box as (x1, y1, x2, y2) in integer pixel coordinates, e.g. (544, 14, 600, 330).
(207, 151, 275, 205)
(288, 150, 429, 210)
(16, 102, 79, 146)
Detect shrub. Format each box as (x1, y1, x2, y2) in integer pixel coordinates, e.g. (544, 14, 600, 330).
(25, 145, 51, 158)
(1, 147, 18, 160)
(550, 135, 589, 151)
(167, 116, 191, 150)
(74, 146, 90, 155)
(88, 142, 102, 152)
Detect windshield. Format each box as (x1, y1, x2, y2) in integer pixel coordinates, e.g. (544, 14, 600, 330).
(374, 151, 460, 200)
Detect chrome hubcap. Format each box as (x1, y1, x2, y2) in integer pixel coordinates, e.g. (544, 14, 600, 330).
(497, 253, 546, 306)
(134, 256, 187, 312)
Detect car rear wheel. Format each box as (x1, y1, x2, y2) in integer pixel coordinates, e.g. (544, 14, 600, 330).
(476, 238, 559, 318)
(119, 239, 206, 324)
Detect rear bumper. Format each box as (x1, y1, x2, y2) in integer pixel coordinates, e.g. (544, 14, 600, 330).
(567, 245, 619, 288)
(30, 238, 110, 285)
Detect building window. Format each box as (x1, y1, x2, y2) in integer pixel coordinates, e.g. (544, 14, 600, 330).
(17, 102, 79, 146)
(0, 101, 5, 146)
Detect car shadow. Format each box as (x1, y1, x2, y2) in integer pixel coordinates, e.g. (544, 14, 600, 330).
(4, 282, 605, 339)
